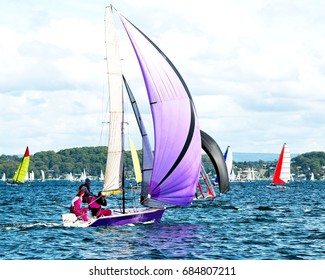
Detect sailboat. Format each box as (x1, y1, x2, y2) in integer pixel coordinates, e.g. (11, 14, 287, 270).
(66, 172, 74, 181)
(310, 172, 315, 181)
(1, 173, 6, 182)
(79, 169, 86, 181)
(194, 131, 230, 201)
(40, 170, 45, 181)
(29, 170, 35, 181)
(268, 143, 291, 189)
(224, 146, 233, 180)
(98, 170, 104, 181)
(128, 136, 142, 186)
(214, 145, 234, 184)
(62, 5, 201, 227)
(7, 147, 30, 185)
(195, 164, 216, 200)
(246, 168, 255, 181)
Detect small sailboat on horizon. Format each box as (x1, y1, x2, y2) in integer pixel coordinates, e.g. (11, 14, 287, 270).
(268, 143, 291, 190)
(7, 146, 30, 185)
(98, 170, 104, 181)
(40, 170, 45, 181)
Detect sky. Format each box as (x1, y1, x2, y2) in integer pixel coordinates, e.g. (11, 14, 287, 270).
(1, 0, 325, 156)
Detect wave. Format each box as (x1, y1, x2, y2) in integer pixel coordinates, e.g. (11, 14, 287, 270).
(0, 222, 61, 230)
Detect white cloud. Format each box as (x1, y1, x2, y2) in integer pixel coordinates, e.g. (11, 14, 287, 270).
(0, 0, 325, 155)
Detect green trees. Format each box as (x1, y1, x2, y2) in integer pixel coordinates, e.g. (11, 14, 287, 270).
(1, 148, 324, 180)
(291, 152, 325, 180)
(0, 147, 107, 179)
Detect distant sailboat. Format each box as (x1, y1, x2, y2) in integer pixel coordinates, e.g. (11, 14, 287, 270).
(310, 172, 315, 181)
(195, 164, 216, 200)
(223, 145, 236, 181)
(9, 147, 30, 185)
(211, 143, 233, 189)
(98, 170, 104, 181)
(79, 169, 86, 181)
(66, 172, 74, 181)
(246, 169, 252, 181)
(224, 146, 233, 181)
(229, 169, 236, 181)
(202, 131, 230, 195)
(268, 143, 291, 189)
(195, 132, 230, 201)
(1, 173, 6, 182)
(246, 168, 255, 181)
(41, 170, 45, 181)
(29, 171, 35, 181)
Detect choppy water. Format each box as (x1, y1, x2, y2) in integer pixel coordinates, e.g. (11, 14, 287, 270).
(1, 180, 325, 260)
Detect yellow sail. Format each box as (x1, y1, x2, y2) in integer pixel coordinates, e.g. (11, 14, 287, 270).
(102, 189, 122, 195)
(129, 136, 142, 184)
(12, 147, 30, 184)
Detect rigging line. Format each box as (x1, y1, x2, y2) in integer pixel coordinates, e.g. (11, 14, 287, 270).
(99, 8, 110, 147)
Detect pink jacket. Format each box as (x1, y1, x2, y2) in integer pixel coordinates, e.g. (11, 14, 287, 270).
(89, 196, 101, 209)
(71, 196, 82, 209)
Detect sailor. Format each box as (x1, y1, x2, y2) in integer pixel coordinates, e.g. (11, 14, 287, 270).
(78, 178, 94, 203)
(70, 190, 89, 222)
(88, 191, 112, 218)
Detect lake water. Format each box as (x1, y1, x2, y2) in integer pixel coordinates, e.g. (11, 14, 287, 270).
(1, 179, 325, 261)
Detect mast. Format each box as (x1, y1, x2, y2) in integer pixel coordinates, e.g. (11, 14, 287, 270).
(122, 164, 125, 214)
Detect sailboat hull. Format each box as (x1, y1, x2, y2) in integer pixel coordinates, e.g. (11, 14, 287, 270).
(62, 208, 165, 227)
(89, 208, 165, 227)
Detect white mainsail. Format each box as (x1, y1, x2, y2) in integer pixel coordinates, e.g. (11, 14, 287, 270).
(103, 6, 124, 193)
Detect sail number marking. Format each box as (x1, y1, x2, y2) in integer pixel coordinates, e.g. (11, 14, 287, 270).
(182, 266, 236, 276)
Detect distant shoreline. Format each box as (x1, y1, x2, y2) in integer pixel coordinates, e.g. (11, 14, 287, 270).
(4, 151, 299, 163)
(233, 152, 299, 162)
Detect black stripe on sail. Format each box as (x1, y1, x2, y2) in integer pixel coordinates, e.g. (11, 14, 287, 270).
(154, 103, 197, 190)
(123, 75, 143, 135)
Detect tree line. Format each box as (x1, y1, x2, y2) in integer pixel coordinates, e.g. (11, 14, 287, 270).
(1, 147, 324, 180)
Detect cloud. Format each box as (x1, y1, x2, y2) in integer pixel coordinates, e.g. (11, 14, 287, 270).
(1, 0, 325, 155)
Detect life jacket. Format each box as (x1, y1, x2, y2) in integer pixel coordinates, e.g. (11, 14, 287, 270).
(70, 196, 82, 213)
(89, 196, 101, 209)
(89, 196, 107, 216)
